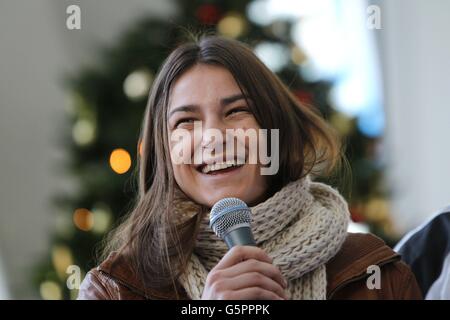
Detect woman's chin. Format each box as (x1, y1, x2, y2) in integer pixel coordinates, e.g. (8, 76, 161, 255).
(202, 190, 244, 207)
(200, 187, 266, 208)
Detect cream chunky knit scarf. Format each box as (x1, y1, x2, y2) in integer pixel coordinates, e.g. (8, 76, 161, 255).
(177, 176, 350, 300)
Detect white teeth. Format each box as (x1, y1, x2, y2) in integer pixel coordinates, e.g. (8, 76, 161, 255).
(201, 160, 242, 174)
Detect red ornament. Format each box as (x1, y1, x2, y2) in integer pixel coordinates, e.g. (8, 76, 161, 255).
(196, 4, 221, 25)
(350, 205, 365, 223)
(293, 90, 314, 106)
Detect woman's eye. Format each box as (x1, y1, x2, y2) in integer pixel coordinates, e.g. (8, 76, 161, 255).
(175, 118, 195, 128)
(226, 107, 249, 116)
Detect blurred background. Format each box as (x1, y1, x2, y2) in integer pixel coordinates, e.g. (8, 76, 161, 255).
(0, 0, 449, 299)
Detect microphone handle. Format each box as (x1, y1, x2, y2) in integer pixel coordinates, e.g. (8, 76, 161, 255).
(223, 226, 256, 248)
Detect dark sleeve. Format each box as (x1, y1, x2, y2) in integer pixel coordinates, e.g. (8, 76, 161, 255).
(395, 211, 450, 296)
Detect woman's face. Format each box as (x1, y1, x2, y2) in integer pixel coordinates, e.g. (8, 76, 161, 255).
(167, 64, 268, 208)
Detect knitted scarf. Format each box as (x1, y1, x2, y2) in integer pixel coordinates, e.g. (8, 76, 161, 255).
(177, 176, 350, 299)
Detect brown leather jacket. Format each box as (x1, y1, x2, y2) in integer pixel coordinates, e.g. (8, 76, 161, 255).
(77, 233, 422, 300)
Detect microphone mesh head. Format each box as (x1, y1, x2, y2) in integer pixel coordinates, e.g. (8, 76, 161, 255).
(209, 198, 252, 239)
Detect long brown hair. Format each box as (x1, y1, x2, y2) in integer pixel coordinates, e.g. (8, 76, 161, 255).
(102, 34, 342, 299)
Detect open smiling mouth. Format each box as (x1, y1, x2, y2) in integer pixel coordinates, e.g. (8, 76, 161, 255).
(196, 159, 245, 175)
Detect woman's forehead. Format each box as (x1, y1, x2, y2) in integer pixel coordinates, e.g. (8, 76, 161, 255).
(168, 64, 243, 110)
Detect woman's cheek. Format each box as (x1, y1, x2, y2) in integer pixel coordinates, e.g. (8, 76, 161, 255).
(169, 131, 195, 166)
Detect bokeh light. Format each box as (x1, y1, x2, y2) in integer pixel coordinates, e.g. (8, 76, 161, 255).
(138, 140, 143, 157)
(217, 12, 247, 38)
(40, 281, 62, 300)
(254, 42, 290, 73)
(290, 45, 307, 65)
(73, 208, 94, 232)
(109, 148, 132, 174)
(91, 203, 113, 234)
(72, 118, 96, 146)
(51, 245, 74, 279)
(123, 69, 153, 100)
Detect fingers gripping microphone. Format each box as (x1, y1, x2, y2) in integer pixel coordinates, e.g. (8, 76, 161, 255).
(209, 198, 256, 248)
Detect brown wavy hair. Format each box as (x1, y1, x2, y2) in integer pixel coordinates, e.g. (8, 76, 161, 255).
(101, 34, 343, 299)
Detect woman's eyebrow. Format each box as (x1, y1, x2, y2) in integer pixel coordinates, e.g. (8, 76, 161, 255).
(168, 105, 199, 118)
(220, 93, 249, 107)
(168, 93, 250, 118)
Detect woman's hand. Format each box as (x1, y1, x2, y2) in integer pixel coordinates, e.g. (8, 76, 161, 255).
(201, 245, 288, 300)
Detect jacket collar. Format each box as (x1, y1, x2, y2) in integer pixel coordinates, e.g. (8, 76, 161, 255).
(98, 233, 400, 299)
(326, 233, 401, 298)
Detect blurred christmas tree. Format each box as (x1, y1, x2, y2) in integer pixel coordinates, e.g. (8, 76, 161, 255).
(33, 0, 396, 300)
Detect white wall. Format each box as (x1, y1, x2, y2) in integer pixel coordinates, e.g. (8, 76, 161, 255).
(379, 0, 450, 233)
(0, 254, 9, 299)
(0, 0, 176, 299)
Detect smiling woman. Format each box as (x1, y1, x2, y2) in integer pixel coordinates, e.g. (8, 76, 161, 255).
(77, 35, 421, 300)
(167, 64, 274, 207)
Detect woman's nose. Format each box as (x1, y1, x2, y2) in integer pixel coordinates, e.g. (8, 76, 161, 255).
(201, 131, 215, 149)
(201, 127, 224, 148)
(200, 116, 227, 149)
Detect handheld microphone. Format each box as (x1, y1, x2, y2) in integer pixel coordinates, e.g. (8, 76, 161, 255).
(209, 197, 256, 248)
